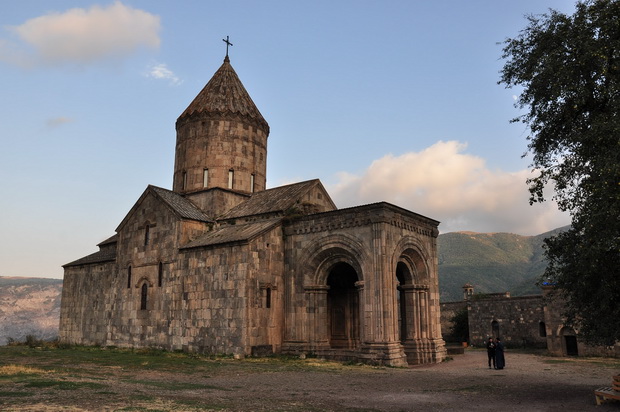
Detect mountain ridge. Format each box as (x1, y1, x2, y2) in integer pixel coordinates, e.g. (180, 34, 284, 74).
(437, 226, 568, 302)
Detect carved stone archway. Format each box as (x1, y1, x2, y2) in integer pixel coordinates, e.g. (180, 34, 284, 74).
(327, 262, 360, 349)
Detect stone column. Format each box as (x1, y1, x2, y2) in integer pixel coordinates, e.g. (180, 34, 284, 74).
(355, 280, 365, 348)
(400, 284, 417, 341)
(418, 287, 429, 340)
(304, 285, 330, 350)
(402, 284, 431, 364)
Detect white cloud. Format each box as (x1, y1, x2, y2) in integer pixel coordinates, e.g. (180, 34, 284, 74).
(145, 63, 182, 85)
(327, 141, 570, 235)
(46, 117, 73, 128)
(0, 1, 160, 67)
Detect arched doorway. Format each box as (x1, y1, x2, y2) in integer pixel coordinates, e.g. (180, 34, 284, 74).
(396, 262, 411, 342)
(327, 262, 359, 349)
(491, 320, 500, 338)
(561, 327, 578, 356)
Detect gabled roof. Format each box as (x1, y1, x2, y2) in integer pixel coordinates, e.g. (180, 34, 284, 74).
(116, 185, 213, 232)
(97, 234, 118, 246)
(149, 186, 213, 221)
(63, 248, 116, 268)
(221, 179, 335, 219)
(178, 56, 268, 130)
(181, 218, 281, 250)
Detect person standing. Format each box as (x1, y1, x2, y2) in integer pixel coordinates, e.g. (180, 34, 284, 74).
(486, 337, 496, 369)
(495, 337, 505, 370)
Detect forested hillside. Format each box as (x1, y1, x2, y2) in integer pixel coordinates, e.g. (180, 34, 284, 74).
(437, 226, 568, 302)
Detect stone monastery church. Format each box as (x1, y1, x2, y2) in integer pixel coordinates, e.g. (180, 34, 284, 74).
(60, 53, 446, 366)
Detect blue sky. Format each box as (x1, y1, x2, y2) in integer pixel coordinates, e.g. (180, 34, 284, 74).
(0, 1, 575, 278)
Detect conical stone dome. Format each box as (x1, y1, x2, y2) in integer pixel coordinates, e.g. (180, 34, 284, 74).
(177, 56, 268, 131)
(173, 57, 269, 196)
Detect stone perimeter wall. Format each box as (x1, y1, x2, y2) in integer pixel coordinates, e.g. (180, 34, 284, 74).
(467, 294, 547, 348)
(440, 290, 620, 357)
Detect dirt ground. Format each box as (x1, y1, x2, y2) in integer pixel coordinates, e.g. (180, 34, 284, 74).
(2, 348, 620, 411)
(197, 350, 620, 412)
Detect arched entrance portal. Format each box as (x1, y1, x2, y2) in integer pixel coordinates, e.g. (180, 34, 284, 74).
(327, 262, 359, 349)
(561, 327, 579, 356)
(396, 262, 411, 342)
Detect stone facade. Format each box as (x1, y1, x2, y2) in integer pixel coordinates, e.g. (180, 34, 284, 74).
(541, 286, 620, 358)
(467, 293, 547, 349)
(440, 285, 620, 357)
(60, 55, 446, 366)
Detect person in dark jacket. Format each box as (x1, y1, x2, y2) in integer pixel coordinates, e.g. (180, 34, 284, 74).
(495, 337, 505, 369)
(486, 337, 496, 369)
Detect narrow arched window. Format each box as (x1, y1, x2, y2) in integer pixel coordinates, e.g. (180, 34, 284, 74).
(127, 266, 132, 289)
(539, 321, 547, 337)
(144, 224, 150, 246)
(182, 171, 187, 190)
(250, 173, 255, 193)
(203, 168, 209, 188)
(265, 287, 271, 309)
(491, 320, 500, 338)
(158, 262, 163, 287)
(140, 283, 148, 310)
(228, 169, 234, 189)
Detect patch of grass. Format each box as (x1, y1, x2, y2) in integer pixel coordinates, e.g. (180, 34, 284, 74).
(0, 364, 51, 376)
(0, 391, 33, 397)
(123, 379, 229, 391)
(541, 356, 620, 369)
(543, 359, 572, 364)
(130, 394, 155, 401)
(175, 398, 229, 410)
(24, 380, 106, 390)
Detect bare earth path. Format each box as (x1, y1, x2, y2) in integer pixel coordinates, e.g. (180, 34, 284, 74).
(2, 347, 619, 411)
(203, 350, 619, 411)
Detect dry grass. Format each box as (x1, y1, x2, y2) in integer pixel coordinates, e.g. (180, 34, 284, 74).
(0, 364, 50, 375)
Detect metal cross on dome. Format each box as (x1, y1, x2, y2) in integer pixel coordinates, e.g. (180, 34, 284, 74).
(223, 36, 233, 57)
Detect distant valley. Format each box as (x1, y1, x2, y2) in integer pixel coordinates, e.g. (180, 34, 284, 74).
(0, 226, 566, 342)
(0, 277, 62, 345)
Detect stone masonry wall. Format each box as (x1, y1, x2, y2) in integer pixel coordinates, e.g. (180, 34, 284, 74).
(174, 117, 268, 195)
(59, 261, 116, 345)
(468, 295, 547, 348)
(282, 203, 445, 365)
(541, 287, 620, 357)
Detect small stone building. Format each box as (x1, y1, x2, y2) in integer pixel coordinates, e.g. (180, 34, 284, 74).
(466, 292, 547, 349)
(59, 55, 446, 366)
(441, 284, 620, 357)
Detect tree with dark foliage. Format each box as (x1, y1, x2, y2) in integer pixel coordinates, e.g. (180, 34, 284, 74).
(500, 0, 620, 346)
(449, 307, 470, 344)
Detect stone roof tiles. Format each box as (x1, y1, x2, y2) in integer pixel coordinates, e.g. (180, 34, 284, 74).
(97, 234, 118, 246)
(178, 57, 268, 130)
(115, 185, 212, 233)
(181, 218, 281, 250)
(63, 248, 116, 268)
(222, 179, 322, 219)
(149, 186, 213, 222)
